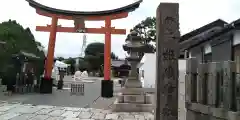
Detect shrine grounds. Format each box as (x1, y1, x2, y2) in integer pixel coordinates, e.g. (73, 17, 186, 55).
(0, 76, 119, 109)
(0, 71, 187, 120)
(0, 76, 155, 120)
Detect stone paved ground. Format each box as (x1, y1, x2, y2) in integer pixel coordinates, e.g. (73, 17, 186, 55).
(0, 101, 154, 120)
(0, 77, 155, 119)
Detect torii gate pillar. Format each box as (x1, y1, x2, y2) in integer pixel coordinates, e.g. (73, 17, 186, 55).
(40, 16, 58, 94)
(101, 17, 113, 98)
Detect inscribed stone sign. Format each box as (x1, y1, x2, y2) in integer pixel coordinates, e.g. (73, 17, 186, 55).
(164, 17, 177, 34)
(163, 82, 177, 94)
(163, 16, 179, 42)
(155, 3, 179, 120)
(164, 66, 174, 79)
(162, 48, 176, 60)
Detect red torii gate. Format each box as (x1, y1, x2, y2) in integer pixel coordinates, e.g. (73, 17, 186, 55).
(26, 0, 142, 97)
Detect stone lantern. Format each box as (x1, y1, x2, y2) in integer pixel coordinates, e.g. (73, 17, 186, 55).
(122, 31, 144, 88)
(113, 30, 153, 112)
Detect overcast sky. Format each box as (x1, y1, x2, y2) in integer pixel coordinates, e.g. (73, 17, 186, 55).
(0, 0, 239, 58)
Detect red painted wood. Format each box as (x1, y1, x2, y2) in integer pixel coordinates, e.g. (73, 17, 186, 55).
(36, 9, 129, 20)
(104, 17, 112, 80)
(36, 26, 126, 34)
(44, 16, 58, 79)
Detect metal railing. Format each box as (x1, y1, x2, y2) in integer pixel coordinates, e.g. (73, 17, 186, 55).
(70, 83, 84, 96)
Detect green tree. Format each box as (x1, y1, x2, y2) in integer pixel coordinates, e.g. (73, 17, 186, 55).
(56, 57, 64, 61)
(111, 52, 119, 60)
(84, 42, 104, 71)
(0, 20, 45, 75)
(64, 57, 76, 74)
(131, 17, 156, 43)
(126, 17, 156, 58)
(84, 42, 119, 72)
(64, 57, 76, 65)
(77, 58, 89, 71)
(85, 42, 104, 56)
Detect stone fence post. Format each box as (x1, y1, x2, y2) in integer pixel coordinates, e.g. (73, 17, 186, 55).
(185, 57, 197, 103)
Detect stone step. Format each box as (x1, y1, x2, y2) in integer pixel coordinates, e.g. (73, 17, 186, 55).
(115, 88, 155, 94)
(117, 94, 154, 104)
(112, 100, 153, 112)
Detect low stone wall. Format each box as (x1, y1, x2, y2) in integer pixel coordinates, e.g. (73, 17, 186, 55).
(186, 103, 240, 120)
(185, 58, 240, 120)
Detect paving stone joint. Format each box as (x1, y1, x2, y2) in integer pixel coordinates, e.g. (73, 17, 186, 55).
(0, 101, 154, 120)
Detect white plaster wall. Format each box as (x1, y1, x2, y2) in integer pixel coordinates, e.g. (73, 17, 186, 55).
(142, 53, 156, 88)
(141, 53, 186, 87)
(178, 62, 186, 120)
(139, 63, 144, 87)
(140, 53, 186, 120)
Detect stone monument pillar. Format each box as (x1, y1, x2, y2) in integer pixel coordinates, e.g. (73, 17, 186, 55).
(155, 3, 180, 120)
(112, 31, 153, 112)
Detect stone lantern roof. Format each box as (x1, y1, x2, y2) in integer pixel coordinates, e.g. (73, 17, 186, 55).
(123, 30, 145, 52)
(125, 30, 142, 42)
(123, 31, 155, 53)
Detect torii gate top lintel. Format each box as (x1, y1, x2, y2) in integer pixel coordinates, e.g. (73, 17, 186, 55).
(26, 0, 143, 34)
(26, 0, 142, 20)
(36, 9, 129, 21)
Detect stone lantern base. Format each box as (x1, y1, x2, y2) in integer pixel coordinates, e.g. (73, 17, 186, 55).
(124, 78, 142, 88)
(112, 89, 154, 112)
(112, 78, 154, 112)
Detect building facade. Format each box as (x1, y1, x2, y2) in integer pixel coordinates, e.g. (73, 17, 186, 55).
(180, 19, 240, 68)
(180, 19, 240, 120)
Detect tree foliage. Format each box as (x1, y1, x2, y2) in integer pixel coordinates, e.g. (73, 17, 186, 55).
(85, 42, 104, 56)
(125, 17, 156, 59)
(84, 42, 104, 71)
(56, 57, 64, 61)
(63, 42, 119, 74)
(64, 57, 76, 74)
(77, 58, 89, 71)
(0, 20, 45, 75)
(131, 17, 156, 43)
(64, 57, 76, 65)
(111, 52, 119, 60)
(84, 42, 119, 71)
